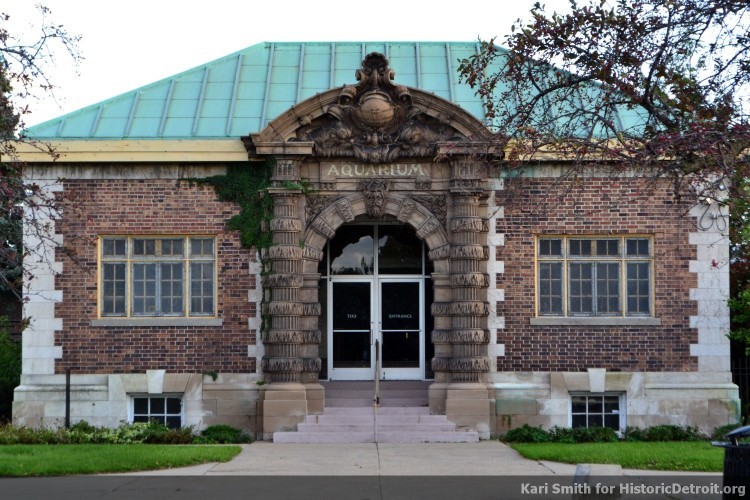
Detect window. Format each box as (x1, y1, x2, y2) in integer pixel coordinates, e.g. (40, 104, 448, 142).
(571, 393, 624, 431)
(537, 236, 652, 317)
(132, 396, 183, 429)
(100, 236, 215, 318)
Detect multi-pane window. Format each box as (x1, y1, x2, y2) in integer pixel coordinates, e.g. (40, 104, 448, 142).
(537, 236, 653, 317)
(132, 396, 182, 429)
(571, 394, 623, 430)
(101, 236, 215, 318)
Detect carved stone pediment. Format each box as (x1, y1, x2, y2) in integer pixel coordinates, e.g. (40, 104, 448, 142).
(294, 53, 464, 163)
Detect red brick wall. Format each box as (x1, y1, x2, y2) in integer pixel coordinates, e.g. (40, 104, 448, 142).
(55, 176, 257, 374)
(495, 176, 698, 372)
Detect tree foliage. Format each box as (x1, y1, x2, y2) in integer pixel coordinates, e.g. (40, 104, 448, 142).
(0, 6, 81, 298)
(458, 0, 750, 343)
(460, 0, 749, 198)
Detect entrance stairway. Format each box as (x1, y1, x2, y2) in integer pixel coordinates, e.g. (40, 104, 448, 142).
(272, 381, 479, 443)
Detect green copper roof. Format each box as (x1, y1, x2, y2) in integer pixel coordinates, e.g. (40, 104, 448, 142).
(25, 42, 487, 140)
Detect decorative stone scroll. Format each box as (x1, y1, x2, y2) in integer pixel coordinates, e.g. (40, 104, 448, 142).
(432, 329, 489, 344)
(397, 198, 418, 223)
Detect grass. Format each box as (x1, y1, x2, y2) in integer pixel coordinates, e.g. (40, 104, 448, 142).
(0, 444, 242, 477)
(510, 441, 724, 472)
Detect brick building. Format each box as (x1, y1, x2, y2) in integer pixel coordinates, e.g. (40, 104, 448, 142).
(13, 42, 739, 440)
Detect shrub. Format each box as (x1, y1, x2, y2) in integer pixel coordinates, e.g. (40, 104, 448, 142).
(199, 424, 253, 444)
(711, 423, 749, 442)
(569, 426, 619, 443)
(502, 424, 551, 443)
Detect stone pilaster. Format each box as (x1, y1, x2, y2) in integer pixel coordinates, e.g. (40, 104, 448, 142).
(441, 159, 492, 438)
(442, 159, 491, 383)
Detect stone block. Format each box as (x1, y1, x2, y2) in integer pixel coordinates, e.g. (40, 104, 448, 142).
(690, 344, 730, 357)
(185, 398, 217, 418)
(495, 398, 538, 415)
(446, 398, 490, 416)
(202, 390, 258, 400)
(263, 388, 307, 401)
(21, 358, 55, 375)
(217, 399, 257, 416)
(698, 356, 731, 372)
(264, 415, 304, 434)
(263, 400, 307, 418)
(588, 368, 606, 393)
(120, 374, 148, 393)
(163, 373, 192, 393)
(561, 372, 589, 391)
(147, 369, 165, 394)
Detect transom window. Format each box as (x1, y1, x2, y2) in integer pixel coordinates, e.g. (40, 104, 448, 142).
(132, 396, 182, 429)
(100, 236, 215, 318)
(537, 236, 652, 317)
(571, 393, 624, 431)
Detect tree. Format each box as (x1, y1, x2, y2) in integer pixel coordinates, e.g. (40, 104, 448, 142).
(458, 0, 750, 341)
(0, 5, 81, 300)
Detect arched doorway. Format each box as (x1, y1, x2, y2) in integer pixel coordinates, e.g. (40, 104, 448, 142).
(318, 221, 435, 381)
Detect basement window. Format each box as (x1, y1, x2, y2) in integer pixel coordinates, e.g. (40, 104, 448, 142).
(131, 396, 183, 429)
(570, 393, 625, 431)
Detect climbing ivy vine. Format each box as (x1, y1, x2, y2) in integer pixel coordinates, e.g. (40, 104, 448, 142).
(193, 161, 275, 251)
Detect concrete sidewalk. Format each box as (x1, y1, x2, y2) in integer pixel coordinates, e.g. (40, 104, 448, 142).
(131, 441, 579, 476)
(128, 440, 722, 478)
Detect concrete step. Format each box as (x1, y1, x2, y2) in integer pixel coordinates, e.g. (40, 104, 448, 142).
(275, 405, 476, 443)
(273, 430, 479, 443)
(273, 431, 376, 443)
(298, 422, 458, 433)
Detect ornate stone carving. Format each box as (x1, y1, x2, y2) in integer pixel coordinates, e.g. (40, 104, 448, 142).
(302, 303, 322, 316)
(311, 217, 336, 239)
(412, 195, 447, 225)
(450, 217, 488, 233)
(270, 218, 303, 232)
(431, 357, 491, 372)
(262, 274, 304, 288)
(294, 52, 463, 163)
(416, 218, 440, 239)
(360, 179, 389, 218)
(450, 245, 488, 260)
(266, 245, 304, 261)
(265, 330, 322, 344)
(397, 198, 417, 223)
(303, 246, 325, 261)
(262, 358, 305, 373)
(428, 245, 451, 261)
(431, 329, 489, 344)
(450, 273, 490, 288)
(334, 199, 355, 223)
(262, 302, 304, 316)
(306, 195, 338, 223)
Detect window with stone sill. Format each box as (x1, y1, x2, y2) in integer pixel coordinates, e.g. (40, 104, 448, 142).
(536, 236, 653, 318)
(99, 236, 215, 318)
(131, 395, 183, 429)
(570, 393, 625, 431)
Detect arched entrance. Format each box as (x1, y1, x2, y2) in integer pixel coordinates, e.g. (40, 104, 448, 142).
(319, 222, 435, 381)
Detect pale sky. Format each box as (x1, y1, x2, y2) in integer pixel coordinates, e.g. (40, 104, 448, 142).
(6, 0, 572, 127)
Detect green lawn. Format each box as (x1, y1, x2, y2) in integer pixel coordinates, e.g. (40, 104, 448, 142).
(0, 444, 242, 476)
(510, 441, 724, 472)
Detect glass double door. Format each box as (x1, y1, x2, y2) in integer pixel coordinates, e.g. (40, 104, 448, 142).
(329, 279, 423, 380)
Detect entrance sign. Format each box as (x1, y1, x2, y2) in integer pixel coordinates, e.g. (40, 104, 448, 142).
(323, 162, 430, 179)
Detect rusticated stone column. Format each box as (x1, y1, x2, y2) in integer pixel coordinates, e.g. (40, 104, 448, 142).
(440, 159, 491, 383)
(260, 158, 310, 438)
(441, 158, 492, 439)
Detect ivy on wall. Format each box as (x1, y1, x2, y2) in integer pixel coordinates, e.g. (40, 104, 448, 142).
(191, 161, 275, 250)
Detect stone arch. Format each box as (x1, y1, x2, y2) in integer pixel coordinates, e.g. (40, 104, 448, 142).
(301, 192, 450, 274)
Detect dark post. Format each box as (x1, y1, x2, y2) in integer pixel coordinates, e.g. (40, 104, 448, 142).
(65, 368, 71, 428)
